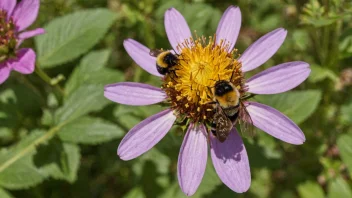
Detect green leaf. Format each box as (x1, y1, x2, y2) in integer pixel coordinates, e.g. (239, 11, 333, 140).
(132, 148, 171, 177)
(36, 9, 116, 68)
(0, 128, 14, 145)
(58, 116, 124, 145)
(41, 109, 54, 126)
(309, 64, 338, 83)
(341, 102, 352, 125)
(250, 168, 273, 198)
(55, 84, 110, 124)
(123, 187, 145, 198)
(337, 134, 352, 177)
(0, 155, 45, 190)
(298, 181, 325, 198)
(292, 30, 310, 51)
(339, 27, 352, 59)
(0, 85, 43, 128)
(328, 177, 352, 198)
(0, 188, 14, 198)
(0, 131, 46, 190)
(51, 143, 80, 183)
(65, 50, 123, 95)
(36, 141, 80, 183)
(255, 90, 322, 124)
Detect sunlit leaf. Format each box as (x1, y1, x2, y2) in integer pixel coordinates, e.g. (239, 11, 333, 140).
(298, 181, 325, 198)
(339, 28, 352, 58)
(250, 168, 273, 198)
(55, 85, 110, 124)
(340, 102, 352, 125)
(0, 188, 14, 198)
(36, 9, 116, 68)
(0, 131, 46, 189)
(58, 116, 124, 145)
(309, 65, 338, 83)
(328, 177, 352, 198)
(255, 90, 322, 124)
(123, 187, 145, 198)
(337, 133, 352, 177)
(65, 50, 123, 95)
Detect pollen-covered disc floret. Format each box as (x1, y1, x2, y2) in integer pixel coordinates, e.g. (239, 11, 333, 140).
(162, 36, 246, 122)
(0, 10, 17, 63)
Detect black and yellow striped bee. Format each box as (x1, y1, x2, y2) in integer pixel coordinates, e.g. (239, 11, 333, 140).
(211, 80, 253, 142)
(149, 49, 179, 75)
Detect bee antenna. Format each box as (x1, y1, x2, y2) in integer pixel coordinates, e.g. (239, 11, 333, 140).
(168, 72, 177, 81)
(230, 70, 234, 82)
(229, 64, 238, 81)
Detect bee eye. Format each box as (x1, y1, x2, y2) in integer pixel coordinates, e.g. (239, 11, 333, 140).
(224, 85, 232, 91)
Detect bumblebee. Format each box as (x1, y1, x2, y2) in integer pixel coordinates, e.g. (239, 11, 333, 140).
(211, 80, 253, 142)
(149, 49, 179, 75)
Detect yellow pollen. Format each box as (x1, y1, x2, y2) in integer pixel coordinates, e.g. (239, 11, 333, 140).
(162, 35, 245, 122)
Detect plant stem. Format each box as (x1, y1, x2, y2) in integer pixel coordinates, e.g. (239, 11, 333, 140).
(0, 122, 65, 173)
(35, 66, 65, 96)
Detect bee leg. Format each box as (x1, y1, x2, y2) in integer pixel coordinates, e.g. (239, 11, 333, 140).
(206, 101, 217, 105)
(169, 74, 176, 81)
(172, 70, 179, 78)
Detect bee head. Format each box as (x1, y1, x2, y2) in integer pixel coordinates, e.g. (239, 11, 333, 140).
(214, 81, 234, 96)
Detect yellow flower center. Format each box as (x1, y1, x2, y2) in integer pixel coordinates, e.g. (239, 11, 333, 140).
(162, 36, 245, 123)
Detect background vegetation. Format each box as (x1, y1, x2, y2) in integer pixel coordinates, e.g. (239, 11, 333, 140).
(0, 0, 352, 197)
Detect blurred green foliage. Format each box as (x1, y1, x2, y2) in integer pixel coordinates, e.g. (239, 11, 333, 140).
(0, 0, 352, 197)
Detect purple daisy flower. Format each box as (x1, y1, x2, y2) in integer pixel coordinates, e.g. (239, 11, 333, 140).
(104, 6, 310, 196)
(0, 0, 45, 84)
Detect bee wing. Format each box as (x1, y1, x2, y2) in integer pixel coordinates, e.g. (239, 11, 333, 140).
(214, 107, 233, 142)
(149, 49, 164, 57)
(239, 102, 255, 137)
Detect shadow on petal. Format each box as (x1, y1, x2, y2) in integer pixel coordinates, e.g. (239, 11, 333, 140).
(210, 128, 251, 193)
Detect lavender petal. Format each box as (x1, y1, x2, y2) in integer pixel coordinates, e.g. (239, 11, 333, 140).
(215, 6, 241, 52)
(239, 28, 287, 72)
(246, 61, 311, 94)
(246, 101, 306, 144)
(117, 109, 176, 160)
(178, 123, 208, 196)
(104, 82, 166, 106)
